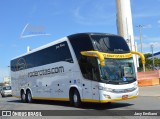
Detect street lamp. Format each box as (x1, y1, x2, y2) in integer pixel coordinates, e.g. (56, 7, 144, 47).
(136, 25, 143, 53)
(151, 44, 155, 70)
(136, 25, 145, 72)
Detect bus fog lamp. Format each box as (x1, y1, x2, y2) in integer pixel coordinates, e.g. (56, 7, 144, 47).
(103, 94, 111, 99)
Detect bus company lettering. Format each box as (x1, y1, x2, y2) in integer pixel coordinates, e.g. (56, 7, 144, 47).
(103, 53, 132, 59)
(28, 66, 64, 77)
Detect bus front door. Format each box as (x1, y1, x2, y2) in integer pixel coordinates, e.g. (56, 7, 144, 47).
(91, 81, 100, 101)
(82, 79, 92, 101)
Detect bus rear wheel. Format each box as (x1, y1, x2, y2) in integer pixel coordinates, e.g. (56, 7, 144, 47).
(26, 90, 32, 103)
(71, 89, 81, 107)
(21, 91, 26, 103)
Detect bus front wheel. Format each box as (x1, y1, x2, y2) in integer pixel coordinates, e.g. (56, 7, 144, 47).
(71, 89, 81, 107)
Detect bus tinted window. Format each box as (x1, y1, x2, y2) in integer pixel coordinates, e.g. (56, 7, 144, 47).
(11, 41, 73, 71)
(91, 35, 130, 53)
(68, 34, 100, 81)
(68, 34, 94, 60)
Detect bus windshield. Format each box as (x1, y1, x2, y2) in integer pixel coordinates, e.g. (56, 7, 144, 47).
(99, 58, 136, 84)
(91, 35, 130, 53)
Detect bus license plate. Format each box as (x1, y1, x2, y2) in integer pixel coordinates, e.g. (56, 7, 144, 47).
(122, 95, 128, 99)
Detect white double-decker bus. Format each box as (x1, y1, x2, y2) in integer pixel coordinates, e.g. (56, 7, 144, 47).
(11, 33, 145, 107)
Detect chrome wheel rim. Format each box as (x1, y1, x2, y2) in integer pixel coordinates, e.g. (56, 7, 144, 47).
(28, 93, 31, 102)
(22, 93, 25, 100)
(73, 94, 78, 103)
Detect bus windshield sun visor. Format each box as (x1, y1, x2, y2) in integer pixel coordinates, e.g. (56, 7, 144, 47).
(80, 51, 145, 66)
(131, 51, 145, 64)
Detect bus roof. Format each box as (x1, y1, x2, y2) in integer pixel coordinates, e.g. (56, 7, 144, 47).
(11, 33, 121, 60)
(11, 36, 67, 60)
(67, 32, 118, 38)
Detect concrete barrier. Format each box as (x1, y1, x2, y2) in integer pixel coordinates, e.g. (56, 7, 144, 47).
(137, 70, 160, 87)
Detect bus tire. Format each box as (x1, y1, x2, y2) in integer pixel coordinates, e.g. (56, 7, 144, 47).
(71, 89, 81, 107)
(21, 91, 26, 103)
(26, 90, 32, 103)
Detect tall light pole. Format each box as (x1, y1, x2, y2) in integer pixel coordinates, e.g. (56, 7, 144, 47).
(116, 0, 138, 72)
(151, 44, 155, 70)
(136, 25, 145, 72)
(136, 25, 143, 53)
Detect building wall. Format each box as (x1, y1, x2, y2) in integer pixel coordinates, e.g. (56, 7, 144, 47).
(3, 76, 11, 84)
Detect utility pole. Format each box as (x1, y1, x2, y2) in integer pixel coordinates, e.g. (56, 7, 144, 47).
(151, 44, 155, 70)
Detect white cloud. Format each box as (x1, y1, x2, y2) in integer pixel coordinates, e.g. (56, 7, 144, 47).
(133, 12, 160, 18)
(130, 35, 160, 53)
(134, 36, 139, 41)
(144, 36, 160, 42)
(137, 42, 160, 53)
(143, 24, 152, 29)
(135, 35, 160, 53)
(135, 35, 160, 42)
(73, 1, 115, 26)
(142, 42, 160, 48)
(74, 7, 114, 25)
(158, 20, 160, 27)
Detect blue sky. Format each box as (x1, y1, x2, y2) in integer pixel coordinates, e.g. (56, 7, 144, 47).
(0, 0, 160, 82)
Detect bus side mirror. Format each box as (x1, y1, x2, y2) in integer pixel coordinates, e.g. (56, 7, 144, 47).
(131, 51, 145, 64)
(80, 51, 105, 66)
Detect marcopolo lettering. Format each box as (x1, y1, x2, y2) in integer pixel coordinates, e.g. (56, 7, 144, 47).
(28, 66, 64, 77)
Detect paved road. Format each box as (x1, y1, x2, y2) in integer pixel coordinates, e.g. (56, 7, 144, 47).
(139, 85, 160, 97)
(0, 86, 160, 119)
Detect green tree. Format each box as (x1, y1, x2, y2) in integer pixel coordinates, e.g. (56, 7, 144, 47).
(138, 53, 160, 71)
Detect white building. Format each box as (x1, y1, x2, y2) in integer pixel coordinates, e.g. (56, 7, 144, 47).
(3, 76, 11, 84)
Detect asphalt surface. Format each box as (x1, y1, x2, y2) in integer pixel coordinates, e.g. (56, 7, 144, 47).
(0, 85, 160, 119)
(139, 85, 160, 97)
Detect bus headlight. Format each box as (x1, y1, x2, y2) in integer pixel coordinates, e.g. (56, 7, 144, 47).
(133, 83, 138, 89)
(104, 88, 113, 92)
(98, 86, 113, 92)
